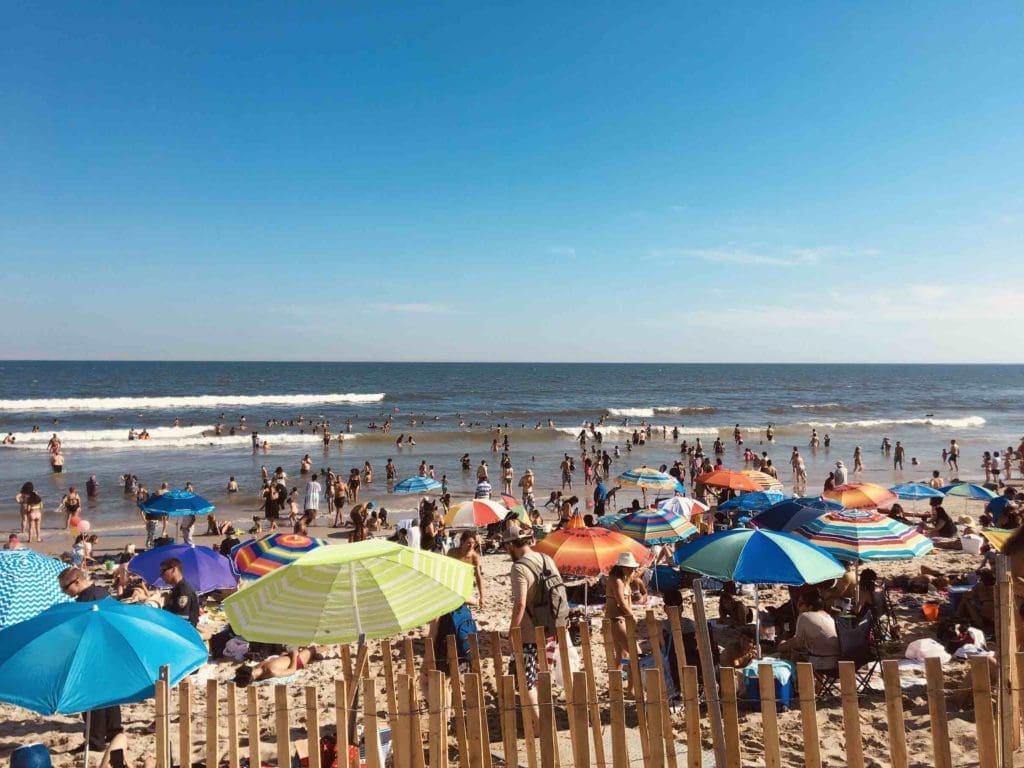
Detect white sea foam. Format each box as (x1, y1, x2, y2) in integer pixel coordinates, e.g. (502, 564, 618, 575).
(789, 402, 842, 410)
(796, 416, 986, 430)
(606, 406, 715, 418)
(0, 393, 386, 412)
(1, 426, 366, 451)
(556, 425, 719, 438)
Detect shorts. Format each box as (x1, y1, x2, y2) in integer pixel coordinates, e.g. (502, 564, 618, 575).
(508, 642, 539, 690)
(52, 466, 63, 473)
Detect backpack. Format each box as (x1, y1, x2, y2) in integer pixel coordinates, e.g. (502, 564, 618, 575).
(434, 603, 477, 669)
(519, 554, 569, 635)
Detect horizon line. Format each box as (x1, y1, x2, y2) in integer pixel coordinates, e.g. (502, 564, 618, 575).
(1, 359, 1023, 366)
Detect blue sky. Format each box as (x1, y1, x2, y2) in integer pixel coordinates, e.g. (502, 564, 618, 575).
(2, 2, 1022, 362)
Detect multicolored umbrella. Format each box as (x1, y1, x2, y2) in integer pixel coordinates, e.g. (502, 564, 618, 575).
(796, 509, 934, 562)
(674, 528, 845, 585)
(500, 494, 521, 509)
(129, 543, 237, 594)
(611, 507, 699, 545)
(890, 483, 945, 501)
(752, 497, 844, 533)
(0, 550, 71, 629)
(444, 499, 507, 528)
(741, 470, 786, 493)
(223, 540, 474, 645)
(535, 517, 653, 578)
(231, 532, 329, 582)
(393, 476, 442, 494)
(941, 483, 998, 501)
(617, 467, 680, 491)
(823, 483, 898, 510)
(138, 489, 215, 518)
(717, 491, 788, 514)
(656, 496, 710, 518)
(698, 469, 763, 493)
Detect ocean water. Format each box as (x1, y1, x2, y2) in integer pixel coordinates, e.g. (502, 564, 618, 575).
(1, 362, 1021, 532)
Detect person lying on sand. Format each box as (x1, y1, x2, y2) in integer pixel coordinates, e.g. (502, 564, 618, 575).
(233, 646, 332, 687)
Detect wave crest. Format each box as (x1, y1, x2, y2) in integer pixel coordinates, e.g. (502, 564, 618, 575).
(0, 393, 386, 412)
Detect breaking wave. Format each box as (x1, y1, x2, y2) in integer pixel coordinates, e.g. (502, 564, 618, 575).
(0, 393, 386, 412)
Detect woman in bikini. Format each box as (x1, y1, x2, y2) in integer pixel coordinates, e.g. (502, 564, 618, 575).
(62, 486, 81, 530)
(605, 552, 641, 694)
(233, 646, 323, 687)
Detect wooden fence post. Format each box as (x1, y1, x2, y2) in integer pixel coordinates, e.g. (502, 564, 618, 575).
(463, 672, 487, 768)
(681, 667, 702, 768)
(382, 640, 400, 734)
(428, 670, 449, 768)
(795, 663, 822, 768)
(924, 657, 952, 768)
(555, 624, 577, 748)
(155, 676, 169, 768)
(446, 634, 470, 764)
(607, 660, 629, 768)
(499, 675, 519, 768)
(838, 662, 864, 768)
(335, 678, 349, 768)
(996, 556, 1019, 762)
(644, 669, 667, 768)
(571, 672, 591, 768)
(179, 678, 193, 768)
(645, 609, 678, 768)
(577, 622, 607, 768)
(225, 682, 240, 768)
(510, 627, 539, 768)
(624, 616, 650, 765)
(971, 656, 998, 768)
(246, 684, 261, 768)
(491, 631, 506, 710)
(275, 684, 291, 768)
(881, 660, 908, 768)
(206, 679, 220, 768)
(364, 677, 383, 768)
(758, 663, 781, 768)
(394, 673, 413, 768)
(536, 672, 559, 768)
(691, 581, 726, 768)
(306, 686, 322, 768)
(719, 668, 741, 768)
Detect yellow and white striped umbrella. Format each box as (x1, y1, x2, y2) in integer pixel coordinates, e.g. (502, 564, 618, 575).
(741, 470, 785, 493)
(223, 539, 474, 645)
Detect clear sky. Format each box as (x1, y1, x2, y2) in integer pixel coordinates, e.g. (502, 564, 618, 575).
(3, 2, 1022, 362)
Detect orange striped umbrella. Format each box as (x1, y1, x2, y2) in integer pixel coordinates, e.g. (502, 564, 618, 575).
(534, 514, 653, 577)
(698, 469, 763, 493)
(741, 470, 785, 493)
(823, 483, 898, 510)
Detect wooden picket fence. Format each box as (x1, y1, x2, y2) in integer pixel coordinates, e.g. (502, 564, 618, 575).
(152, 566, 1024, 768)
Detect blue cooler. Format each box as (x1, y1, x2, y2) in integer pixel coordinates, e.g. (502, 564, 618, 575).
(742, 659, 793, 712)
(948, 585, 972, 616)
(11, 744, 52, 768)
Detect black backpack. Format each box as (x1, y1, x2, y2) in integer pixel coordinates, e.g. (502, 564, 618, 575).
(519, 554, 569, 635)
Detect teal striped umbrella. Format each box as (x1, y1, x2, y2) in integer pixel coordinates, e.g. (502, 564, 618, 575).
(611, 507, 699, 545)
(223, 540, 474, 645)
(0, 550, 72, 629)
(796, 509, 934, 562)
(940, 483, 998, 501)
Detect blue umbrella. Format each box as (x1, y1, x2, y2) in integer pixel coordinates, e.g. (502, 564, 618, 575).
(752, 496, 844, 533)
(596, 512, 627, 528)
(890, 483, 945, 501)
(941, 483, 998, 501)
(987, 495, 1016, 518)
(138, 489, 215, 517)
(129, 543, 237, 594)
(392, 476, 442, 494)
(0, 550, 72, 629)
(0, 599, 206, 714)
(718, 491, 789, 513)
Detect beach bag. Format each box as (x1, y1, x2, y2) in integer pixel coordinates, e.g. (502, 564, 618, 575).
(434, 604, 477, 670)
(545, 636, 582, 688)
(520, 554, 569, 634)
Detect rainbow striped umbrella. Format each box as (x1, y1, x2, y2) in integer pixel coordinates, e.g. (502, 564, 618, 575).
(823, 483, 898, 510)
(741, 470, 785, 493)
(444, 499, 506, 528)
(698, 469, 763, 493)
(535, 517, 653, 577)
(232, 533, 329, 582)
(612, 507, 699, 545)
(796, 509, 934, 562)
(617, 467, 680, 491)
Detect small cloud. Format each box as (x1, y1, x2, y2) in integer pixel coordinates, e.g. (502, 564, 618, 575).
(372, 303, 457, 315)
(546, 246, 577, 258)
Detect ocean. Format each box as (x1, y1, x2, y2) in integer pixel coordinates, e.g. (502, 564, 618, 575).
(1, 362, 1021, 532)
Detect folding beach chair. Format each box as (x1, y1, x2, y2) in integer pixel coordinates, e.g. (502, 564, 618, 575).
(813, 615, 880, 697)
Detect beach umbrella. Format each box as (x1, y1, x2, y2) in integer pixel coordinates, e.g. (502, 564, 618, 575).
(986, 496, 1016, 517)
(223, 540, 474, 646)
(981, 528, 1015, 552)
(940, 483, 998, 501)
(823, 483, 898, 510)
(674, 528, 845, 654)
(138, 489, 215, 517)
(674, 528, 845, 586)
(535, 517, 653, 578)
(596, 512, 627, 528)
(0, 550, 72, 629)
(444, 499, 506, 528)
(717, 491, 788, 514)
(698, 469, 763, 493)
(611, 507, 699, 545)
(129, 543, 237, 594)
(0, 598, 207, 766)
(392, 476, 442, 494)
(231, 532, 328, 582)
(656, 496, 710, 518)
(752, 497, 844, 533)
(617, 466, 682, 503)
(890, 483, 945, 501)
(741, 470, 786, 493)
(796, 509, 934, 563)
(500, 493, 520, 509)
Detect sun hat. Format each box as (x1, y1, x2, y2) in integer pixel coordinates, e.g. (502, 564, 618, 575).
(958, 515, 976, 527)
(615, 552, 640, 569)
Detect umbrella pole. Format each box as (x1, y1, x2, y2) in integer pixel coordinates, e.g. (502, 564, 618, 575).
(755, 587, 761, 657)
(348, 634, 364, 745)
(84, 709, 91, 768)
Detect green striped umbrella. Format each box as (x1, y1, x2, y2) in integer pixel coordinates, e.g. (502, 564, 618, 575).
(223, 540, 474, 645)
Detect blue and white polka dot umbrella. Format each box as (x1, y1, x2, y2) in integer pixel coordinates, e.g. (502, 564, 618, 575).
(0, 549, 72, 629)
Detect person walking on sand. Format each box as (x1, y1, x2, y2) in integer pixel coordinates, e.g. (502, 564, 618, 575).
(948, 439, 960, 474)
(606, 552, 642, 697)
(853, 447, 864, 475)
